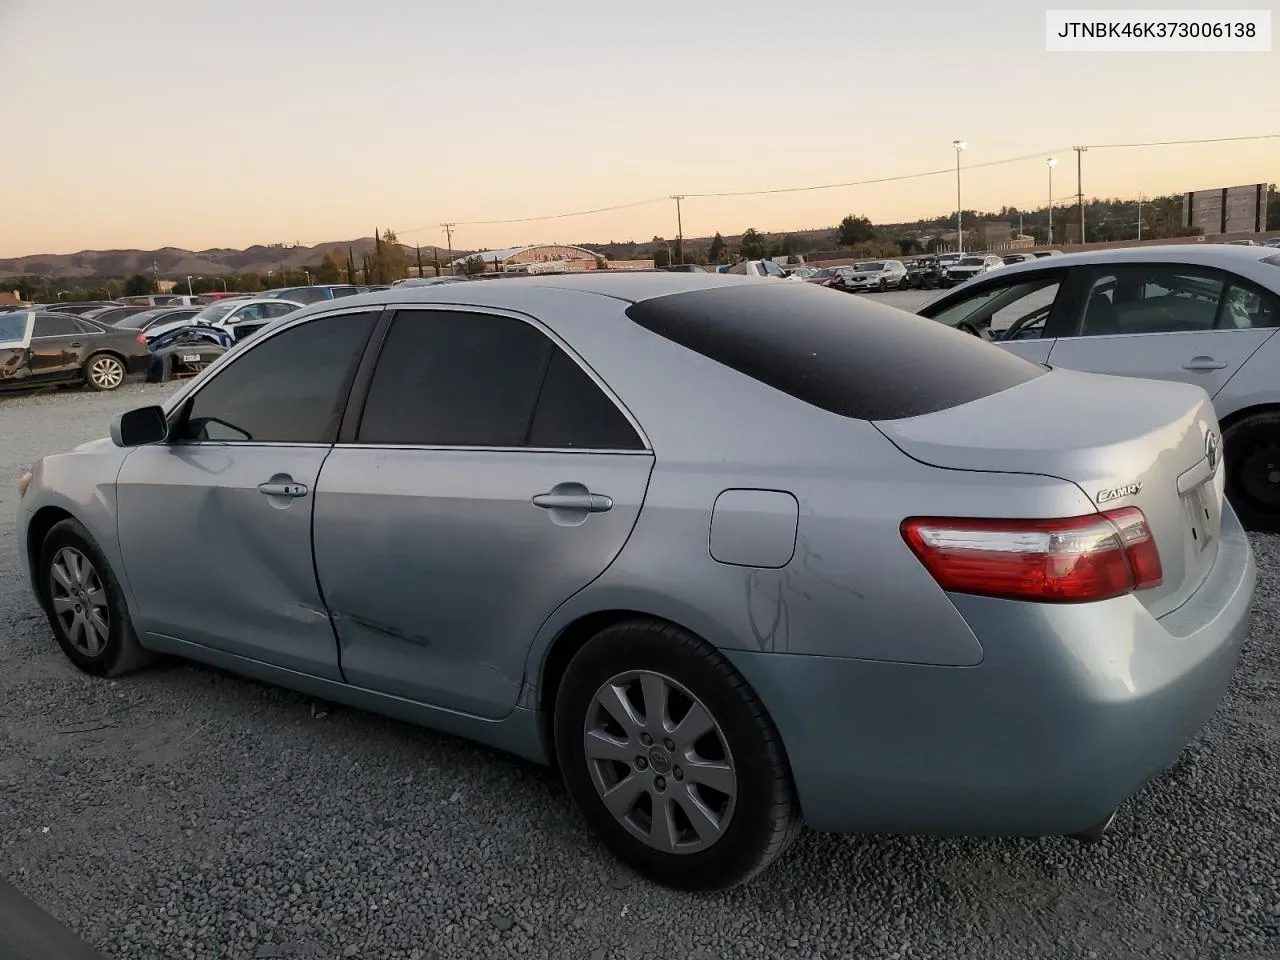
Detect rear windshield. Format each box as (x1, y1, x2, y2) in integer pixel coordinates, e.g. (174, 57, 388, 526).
(625, 282, 1046, 421)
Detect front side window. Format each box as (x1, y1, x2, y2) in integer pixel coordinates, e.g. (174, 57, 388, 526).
(1074, 265, 1228, 336)
(0, 312, 32, 344)
(357, 310, 643, 449)
(176, 312, 375, 444)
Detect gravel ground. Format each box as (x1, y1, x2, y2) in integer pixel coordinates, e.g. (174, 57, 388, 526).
(1, 379, 1278, 960)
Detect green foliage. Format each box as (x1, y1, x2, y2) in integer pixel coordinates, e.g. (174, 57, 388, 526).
(461, 255, 487, 276)
(123, 273, 155, 296)
(707, 232, 726, 263)
(738, 228, 767, 259)
(836, 214, 875, 248)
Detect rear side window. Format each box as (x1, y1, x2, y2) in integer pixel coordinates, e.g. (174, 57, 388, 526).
(625, 282, 1046, 421)
(356, 310, 644, 449)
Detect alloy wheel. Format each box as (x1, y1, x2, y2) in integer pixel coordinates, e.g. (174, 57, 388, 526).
(583, 670, 737, 855)
(89, 356, 124, 389)
(49, 547, 110, 657)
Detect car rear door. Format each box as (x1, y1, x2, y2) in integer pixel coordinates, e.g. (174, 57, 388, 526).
(114, 310, 380, 679)
(1044, 263, 1280, 398)
(28, 313, 87, 379)
(312, 307, 654, 719)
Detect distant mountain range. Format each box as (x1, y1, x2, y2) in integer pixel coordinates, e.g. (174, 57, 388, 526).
(0, 237, 442, 280)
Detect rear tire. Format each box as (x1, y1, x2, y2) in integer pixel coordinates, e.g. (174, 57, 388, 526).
(554, 619, 801, 890)
(84, 353, 126, 391)
(1222, 412, 1280, 533)
(38, 518, 154, 677)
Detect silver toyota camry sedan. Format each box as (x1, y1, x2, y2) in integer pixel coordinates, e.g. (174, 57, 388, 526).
(17, 273, 1256, 890)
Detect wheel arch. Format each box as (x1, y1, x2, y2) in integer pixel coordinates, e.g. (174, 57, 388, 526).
(1218, 401, 1280, 435)
(25, 505, 76, 601)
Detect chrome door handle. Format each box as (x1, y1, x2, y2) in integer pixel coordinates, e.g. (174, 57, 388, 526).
(532, 492, 613, 512)
(258, 481, 308, 498)
(1183, 356, 1227, 371)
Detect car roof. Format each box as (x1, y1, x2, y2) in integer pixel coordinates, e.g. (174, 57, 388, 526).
(993, 242, 1277, 276)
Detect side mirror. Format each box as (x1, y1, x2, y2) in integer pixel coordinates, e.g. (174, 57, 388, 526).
(110, 405, 168, 447)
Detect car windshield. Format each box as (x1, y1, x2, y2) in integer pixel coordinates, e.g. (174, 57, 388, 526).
(192, 302, 238, 324)
(959, 257, 986, 266)
(858, 262, 885, 272)
(115, 309, 165, 329)
(0, 312, 31, 343)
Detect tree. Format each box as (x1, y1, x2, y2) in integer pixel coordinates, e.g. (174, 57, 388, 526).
(346, 247, 357, 285)
(738, 227, 767, 260)
(897, 236, 919, 256)
(416, 244, 424, 278)
(462, 254, 487, 276)
(595, 256, 608, 271)
(315, 252, 342, 283)
(652, 245, 671, 268)
(837, 214, 875, 247)
(123, 273, 155, 296)
(377, 228, 408, 282)
(708, 232, 726, 263)
(361, 252, 377, 285)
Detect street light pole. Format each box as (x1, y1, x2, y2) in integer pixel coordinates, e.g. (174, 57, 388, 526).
(186, 275, 193, 295)
(441, 223, 456, 275)
(1047, 157, 1058, 245)
(1073, 145, 1088, 244)
(670, 195, 685, 265)
(952, 140, 967, 254)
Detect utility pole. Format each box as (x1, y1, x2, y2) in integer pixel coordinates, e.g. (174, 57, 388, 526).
(1073, 146, 1088, 245)
(441, 223, 456, 275)
(670, 195, 685, 265)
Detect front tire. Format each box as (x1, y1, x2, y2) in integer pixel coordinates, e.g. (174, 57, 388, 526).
(554, 619, 800, 890)
(1222, 412, 1280, 532)
(38, 518, 154, 676)
(84, 353, 126, 391)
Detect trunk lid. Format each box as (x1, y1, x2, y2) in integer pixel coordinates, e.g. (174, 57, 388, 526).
(874, 367, 1224, 618)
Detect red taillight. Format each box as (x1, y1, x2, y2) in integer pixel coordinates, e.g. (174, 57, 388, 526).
(136, 333, 146, 343)
(900, 507, 1163, 603)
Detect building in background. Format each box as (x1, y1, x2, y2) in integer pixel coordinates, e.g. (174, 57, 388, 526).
(1183, 183, 1268, 236)
(451, 244, 652, 273)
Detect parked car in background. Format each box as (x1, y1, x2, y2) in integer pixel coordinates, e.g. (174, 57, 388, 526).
(837, 260, 909, 292)
(720, 259, 789, 278)
(1002, 253, 1037, 266)
(657, 264, 710, 273)
(904, 257, 944, 290)
(260, 284, 362, 305)
(917, 244, 1280, 530)
(81, 305, 155, 327)
(46, 301, 120, 316)
(935, 252, 963, 274)
(195, 292, 249, 304)
(806, 267, 845, 285)
(144, 325, 231, 382)
(1033, 250, 1065, 258)
(941, 255, 1005, 287)
(0, 310, 150, 391)
(118, 294, 202, 307)
(144, 297, 304, 344)
(111, 307, 201, 334)
(18, 274, 1255, 892)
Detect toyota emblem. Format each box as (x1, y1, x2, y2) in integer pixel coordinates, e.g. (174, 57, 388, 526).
(1205, 431, 1221, 472)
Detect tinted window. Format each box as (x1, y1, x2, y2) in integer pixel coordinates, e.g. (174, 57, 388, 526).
(357, 310, 550, 446)
(528, 348, 644, 450)
(329, 287, 358, 298)
(178, 313, 374, 444)
(264, 302, 300, 318)
(33, 314, 82, 337)
(0, 313, 30, 343)
(1074, 265, 1227, 336)
(626, 282, 1046, 422)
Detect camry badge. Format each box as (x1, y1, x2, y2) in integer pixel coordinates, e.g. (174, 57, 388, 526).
(1096, 483, 1143, 504)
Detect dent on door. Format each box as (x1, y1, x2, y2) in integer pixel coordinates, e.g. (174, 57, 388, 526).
(311, 447, 655, 719)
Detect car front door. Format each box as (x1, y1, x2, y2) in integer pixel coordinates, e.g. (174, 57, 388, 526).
(114, 309, 380, 678)
(1044, 263, 1280, 398)
(0, 311, 34, 384)
(312, 307, 655, 719)
(918, 269, 1069, 364)
(28, 313, 87, 379)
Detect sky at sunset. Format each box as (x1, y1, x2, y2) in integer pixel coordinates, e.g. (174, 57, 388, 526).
(1, 0, 1276, 258)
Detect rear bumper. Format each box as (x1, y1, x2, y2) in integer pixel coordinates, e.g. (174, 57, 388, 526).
(725, 503, 1255, 836)
(125, 354, 152, 374)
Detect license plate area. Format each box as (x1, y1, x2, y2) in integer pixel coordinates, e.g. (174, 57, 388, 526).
(180, 354, 201, 363)
(1183, 478, 1220, 555)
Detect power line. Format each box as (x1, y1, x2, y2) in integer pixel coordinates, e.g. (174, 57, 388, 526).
(388, 132, 1278, 234)
(1086, 133, 1280, 149)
